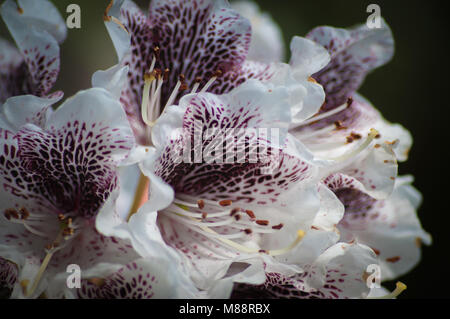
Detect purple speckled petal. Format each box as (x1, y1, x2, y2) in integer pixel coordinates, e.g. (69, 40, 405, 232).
(232, 243, 376, 299)
(77, 258, 183, 299)
(147, 0, 251, 98)
(0, 0, 66, 101)
(153, 82, 313, 204)
(0, 257, 18, 298)
(306, 19, 394, 110)
(105, 0, 275, 144)
(0, 89, 134, 219)
(333, 176, 431, 280)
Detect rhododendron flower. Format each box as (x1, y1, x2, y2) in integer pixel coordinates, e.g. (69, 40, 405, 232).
(0, 0, 66, 103)
(0, 88, 138, 297)
(291, 20, 412, 162)
(99, 0, 280, 145)
(0, 0, 431, 300)
(96, 79, 347, 296)
(325, 174, 431, 280)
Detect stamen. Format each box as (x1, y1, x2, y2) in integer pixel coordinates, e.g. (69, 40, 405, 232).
(296, 99, 351, 127)
(328, 128, 379, 162)
(141, 71, 156, 126)
(190, 77, 202, 93)
(200, 70, 222, 93)
(25, 219, 75, 297)
(164, 74, 184, 108)
(297, 124, 338, 139)
(367, 282, 407, 299)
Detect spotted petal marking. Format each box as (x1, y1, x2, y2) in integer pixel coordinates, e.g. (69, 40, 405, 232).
(77, 259, 167, 299)
(306, 20, 394, 111)
(14, 123, 121, 219)
(232, 244, 376, 299)
(154, 90, 312, 204)
(0, 257, 18, 298)
(232, 268, 364, 299)
(108, 0, 275, 144)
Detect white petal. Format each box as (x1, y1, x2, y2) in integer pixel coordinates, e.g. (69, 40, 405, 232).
(231, 1, 285, 62)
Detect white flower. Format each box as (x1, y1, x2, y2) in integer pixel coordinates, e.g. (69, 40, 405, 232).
(327, 174, 431, 280)
(0, 87, 137, 298)
(98, 79, 339, 296)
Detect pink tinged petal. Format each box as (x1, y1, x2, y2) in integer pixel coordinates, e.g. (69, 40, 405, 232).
(0, 257, 18, 298)
(1, 0, 66, 99)
(306, 19, 394, 110)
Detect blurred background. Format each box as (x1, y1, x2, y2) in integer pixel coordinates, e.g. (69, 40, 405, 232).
(1, 0, 448, 298)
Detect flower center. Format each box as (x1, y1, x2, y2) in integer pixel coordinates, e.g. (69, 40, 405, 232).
(140, 47, 222, 129)
(4, 208, 78, 297)
(160, 196, 305, 256)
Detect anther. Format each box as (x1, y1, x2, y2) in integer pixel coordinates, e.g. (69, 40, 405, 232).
(219, 200, 233, 207)
(350, 132, 362, 140)
(243, 229, 252, 235)
(334, 121, 346, 130)
(191, 77, 202, 93)
(367, 282, 407, 299)
(245, 210, 256, 219)
(347, 96, 353, 107)
(230, 208, 241, 216)
(19, 207, 29, 220)
(163, 68, 170, 81)
(57, 213, 65, 221)
(197, 200, 205, 209)
(272, 223, 284, 230)
(153, 46, 160, 59)
(256, 220, 269, 226)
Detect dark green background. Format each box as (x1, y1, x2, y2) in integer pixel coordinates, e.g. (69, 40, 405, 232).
(1, 0, 448, 298)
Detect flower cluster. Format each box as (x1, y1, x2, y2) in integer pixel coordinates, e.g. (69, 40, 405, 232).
(0, 0, 430, 299)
